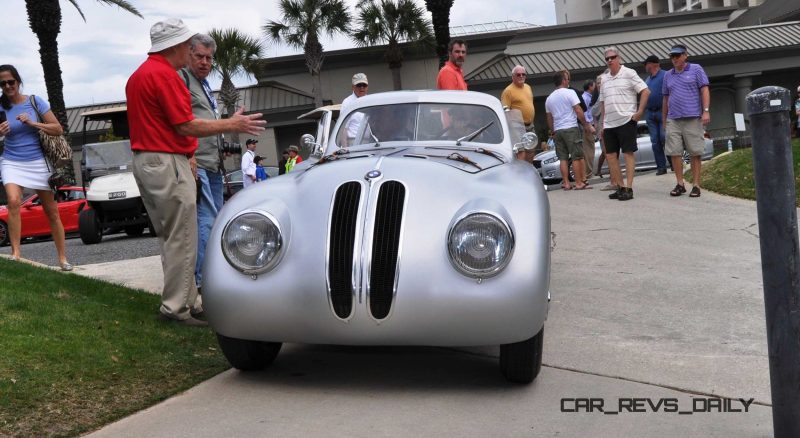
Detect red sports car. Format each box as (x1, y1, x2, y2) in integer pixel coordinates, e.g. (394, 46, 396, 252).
(0, 187, 88, 246)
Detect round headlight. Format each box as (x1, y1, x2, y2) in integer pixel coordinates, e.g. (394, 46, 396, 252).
(222, 211, 282, 274)
(447, 213, 514, 278)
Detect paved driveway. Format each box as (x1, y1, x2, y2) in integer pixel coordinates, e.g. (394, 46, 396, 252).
(87, 172, 776, 436)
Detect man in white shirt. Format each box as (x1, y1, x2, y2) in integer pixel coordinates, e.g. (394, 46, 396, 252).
(341, 73, 368, 145)
(598, 46, 650, 201)
(241, 139, 258, 188)
(546, 70, 592, 190)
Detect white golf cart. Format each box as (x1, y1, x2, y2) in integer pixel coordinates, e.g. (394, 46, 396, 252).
(78, 107, 154, 244)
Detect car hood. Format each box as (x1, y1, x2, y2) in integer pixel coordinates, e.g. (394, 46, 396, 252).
(217, 151, 546, 236)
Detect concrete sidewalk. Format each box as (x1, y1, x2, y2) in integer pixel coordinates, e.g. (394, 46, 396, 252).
(81, 171, 776, 436)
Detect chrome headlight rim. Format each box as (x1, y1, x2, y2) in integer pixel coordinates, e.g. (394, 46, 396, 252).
(221, 209, 283, 275)
(447, 211, 515, 279)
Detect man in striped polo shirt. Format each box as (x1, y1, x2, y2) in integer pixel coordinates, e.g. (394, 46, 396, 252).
(598, 46, 650, 201)
(662, 44, 710, 198)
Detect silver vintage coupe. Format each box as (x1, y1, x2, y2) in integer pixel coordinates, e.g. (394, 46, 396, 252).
(203, 91, 551, 383)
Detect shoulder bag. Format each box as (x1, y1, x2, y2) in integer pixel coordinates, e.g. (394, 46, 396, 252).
(29, 95, 74, 190)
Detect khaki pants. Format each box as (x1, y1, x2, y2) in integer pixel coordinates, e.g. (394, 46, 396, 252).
(582, 129, 595, 176)
(132, 151, 200, 319)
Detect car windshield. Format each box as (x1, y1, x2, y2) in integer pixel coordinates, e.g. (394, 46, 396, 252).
(336, 103, 503, 148)
(83, 140, 133, 168)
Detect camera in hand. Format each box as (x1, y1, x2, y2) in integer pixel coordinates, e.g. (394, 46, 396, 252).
(220, 141, 242, 155)
(0, 111, 6, 123)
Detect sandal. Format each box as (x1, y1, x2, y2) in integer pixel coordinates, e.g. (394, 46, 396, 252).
(670, 184, 686, 197)
(689, 186, 701, 197)
(574, 184, 593, 190)
(561, 184, 573, 191)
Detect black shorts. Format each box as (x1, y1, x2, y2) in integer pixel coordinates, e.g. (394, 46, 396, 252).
(604, 120, 638, 154)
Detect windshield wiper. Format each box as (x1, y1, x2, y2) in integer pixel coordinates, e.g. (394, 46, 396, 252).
(366, 122, 380, 146)
(446, 152, 482, 170)
(456, 121, 494, 146)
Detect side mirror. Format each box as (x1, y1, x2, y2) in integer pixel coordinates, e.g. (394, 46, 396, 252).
(513, 132, 538, 153)
(301, 133, 323, 157)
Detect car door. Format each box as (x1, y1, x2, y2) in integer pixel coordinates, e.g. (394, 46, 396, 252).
(19, 195, 49, 237)
(56, 189, 87, 233)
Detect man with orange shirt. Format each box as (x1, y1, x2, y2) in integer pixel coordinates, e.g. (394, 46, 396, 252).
(126, 18, 266, 326)
(437, 39, 468, 91)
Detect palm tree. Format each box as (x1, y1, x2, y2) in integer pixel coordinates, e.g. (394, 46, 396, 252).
(352, 0, 433, 90)
(24, 0, 142, 131)
(207, 28, 264, 145)
(264, 0, 350, 108)
(424, 0, 454, 68)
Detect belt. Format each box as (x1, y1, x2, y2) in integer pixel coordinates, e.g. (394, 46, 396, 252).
(647, 107, 660, 111)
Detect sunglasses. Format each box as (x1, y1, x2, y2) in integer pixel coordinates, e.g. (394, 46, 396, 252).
(514, 73, 527, 77)
(0, 80, 17, 87)
(355, 83, 368, 88)
(604, 55, 618, 62)
(669, 53, 684, 58)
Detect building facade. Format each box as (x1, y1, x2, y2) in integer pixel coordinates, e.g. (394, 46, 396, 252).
(555, 0, 763, 23)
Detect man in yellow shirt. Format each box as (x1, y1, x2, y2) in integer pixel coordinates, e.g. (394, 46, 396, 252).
(501, 65, 536, 160)
(501, 65, 535, 129)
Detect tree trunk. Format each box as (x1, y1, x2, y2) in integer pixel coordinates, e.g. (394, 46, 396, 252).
(219, 76, 241, 146)
(386, 41, 404, 90)
(25, 0, 75, 183)
(304, 35, 325, 108)
(424, 0, 454, 68)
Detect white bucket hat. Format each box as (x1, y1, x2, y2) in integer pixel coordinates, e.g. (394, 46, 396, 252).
(148, 18, 195, 54)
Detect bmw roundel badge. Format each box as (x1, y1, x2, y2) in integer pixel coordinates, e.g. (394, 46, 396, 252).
(365, 170, 382, 180)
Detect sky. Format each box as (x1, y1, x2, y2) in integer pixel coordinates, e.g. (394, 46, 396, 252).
(6, 0, 556, 108)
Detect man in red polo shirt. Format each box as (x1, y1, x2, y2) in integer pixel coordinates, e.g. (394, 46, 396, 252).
(436, 39, 468, 90)
(126, 18, 266, 327)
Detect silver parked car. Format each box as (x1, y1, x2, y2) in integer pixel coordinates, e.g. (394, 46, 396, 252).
(203, 91, 551, 383)
(533, 121, 714, 184)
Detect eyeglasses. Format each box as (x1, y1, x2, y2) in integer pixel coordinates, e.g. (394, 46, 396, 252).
(0, 80, 17, 88)
(192, 54, 214, 62)
(355, 83, 368, 88)
(604, 55, 618, 62)
(514, 73, 527, 77)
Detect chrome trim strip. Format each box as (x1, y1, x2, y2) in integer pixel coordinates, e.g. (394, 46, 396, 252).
(357, 157, 385, 305)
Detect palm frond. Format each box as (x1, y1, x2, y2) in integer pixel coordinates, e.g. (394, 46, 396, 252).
(95, 0, 143, 18)
(66, 0, 87, 21)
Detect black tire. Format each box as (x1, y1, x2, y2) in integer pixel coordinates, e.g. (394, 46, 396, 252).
(125, 224, 145, 236)
(147, 220, 157, 237)
(0, 220, 8, 246)
(79, 209, 103, 244)
(216, 333, 282, 371)
(500, 327, 544, 383)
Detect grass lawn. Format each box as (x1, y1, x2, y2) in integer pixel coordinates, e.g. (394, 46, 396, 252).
(700, 138, 800, 206)
(0, 258, 229, 437)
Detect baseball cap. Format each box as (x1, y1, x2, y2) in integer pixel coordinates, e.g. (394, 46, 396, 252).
(669, 44, 688, 55)
(246, 139, 258, 145)
(288, 145, 300, 153)
(148, 18, 195, 54)
(644, 55, 660, 65)
(352, 73, 368, 86)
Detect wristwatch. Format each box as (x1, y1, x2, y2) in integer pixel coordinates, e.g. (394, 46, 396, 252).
(703, 108, 710, 112)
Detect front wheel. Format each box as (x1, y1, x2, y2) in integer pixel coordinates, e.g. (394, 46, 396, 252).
(0, 220, 8, 246)
(500, 327, 544, 383)
(216, 333, 282, 371)
(79, 209, 102, 244)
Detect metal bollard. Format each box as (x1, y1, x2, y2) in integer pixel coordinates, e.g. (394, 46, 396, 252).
(746, 86, 800, 438)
